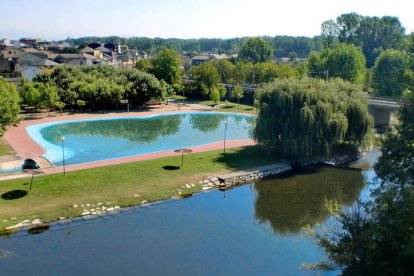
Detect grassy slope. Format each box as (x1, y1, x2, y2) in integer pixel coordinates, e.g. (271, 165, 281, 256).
(171, 96, 257, 114)
(197, 100, 257, 114)
(0, 146, 278, 228)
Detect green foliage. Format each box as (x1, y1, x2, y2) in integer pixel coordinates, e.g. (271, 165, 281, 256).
(254, 78, 373, 160)
(76, 99, 86, 112)
(192, 61, 220, 98)
(250, 62, 299, 84)
(315, 91, 414, 275)
(213, 59, 235, 83)
(0, 79, 20, 136)
(375, 90, 414, 190)
(231, 85, 244, 100)
(233, 61, 252, 84)
(20, 81, 41, 111)
(35, 65, 165, 110)
(308, 43, 366, 84)
(134, 59, 152, 72)
(38, 83, 59, 111)
(239, 37, 273, 63)
(321, 19, 340, 48)
(54, 101, 65, 115)
(218, 85, 227, 99)
(149, 49, 182, 86)
(323, 13, 405, 67)
(210, 86, 220, 103)
(372, 49, 410, 97)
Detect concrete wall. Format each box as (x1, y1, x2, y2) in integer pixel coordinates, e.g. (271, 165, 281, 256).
(368, 105, 396, 127)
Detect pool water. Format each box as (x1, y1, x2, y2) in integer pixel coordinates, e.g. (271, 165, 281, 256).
(26, 113, 254, 166)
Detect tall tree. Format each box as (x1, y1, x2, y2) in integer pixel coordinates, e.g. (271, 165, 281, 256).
(356, 16, 405, 67)
(308, 43, 366, 84)
(0, 79, 20, 136)
(372, 49, 410, 97)
(321, 19, 340, 48)
(191, 61, 220, 98)
(239, 37, 273, 63)
(254, 78, 373, 160)
(336, 12, 364, 44)
(149, 49, 182, 86)
(322, 13, 405, 67)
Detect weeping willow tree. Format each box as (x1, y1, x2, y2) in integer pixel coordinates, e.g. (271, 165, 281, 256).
(254, 78, 373, 160)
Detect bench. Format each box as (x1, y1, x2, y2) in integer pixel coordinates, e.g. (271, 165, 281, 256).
(144, 101, 162, 108)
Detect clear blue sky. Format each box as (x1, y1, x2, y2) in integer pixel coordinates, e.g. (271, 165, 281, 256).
(1, 0, 413, 40)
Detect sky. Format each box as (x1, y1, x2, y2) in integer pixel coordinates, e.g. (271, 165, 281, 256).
(1, 0, 413, 40)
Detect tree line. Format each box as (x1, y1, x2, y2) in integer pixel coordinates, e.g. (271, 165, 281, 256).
(71, 35, 322, 58)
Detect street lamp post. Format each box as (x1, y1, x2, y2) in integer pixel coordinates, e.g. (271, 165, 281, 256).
(223, 119, 228, 154)
(61, 136, 66, 176)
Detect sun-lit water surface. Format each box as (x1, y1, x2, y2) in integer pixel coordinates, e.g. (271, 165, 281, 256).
(0, 157, 377, 275)
(26, 112, 254, 166)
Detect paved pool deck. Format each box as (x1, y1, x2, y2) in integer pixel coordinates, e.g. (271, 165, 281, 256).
(2, 104, 255, 180)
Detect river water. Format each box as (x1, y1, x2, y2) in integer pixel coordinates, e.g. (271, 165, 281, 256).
(0, 152, 378, 275)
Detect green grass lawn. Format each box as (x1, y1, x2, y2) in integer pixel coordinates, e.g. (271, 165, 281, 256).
(0, 146, 279, 229)
(191, 99, 257, 114)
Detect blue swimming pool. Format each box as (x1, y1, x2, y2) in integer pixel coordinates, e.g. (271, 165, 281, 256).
(26, 112, 255, 166)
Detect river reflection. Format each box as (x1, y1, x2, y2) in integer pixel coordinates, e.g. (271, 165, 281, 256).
(254, 167, 364, 235)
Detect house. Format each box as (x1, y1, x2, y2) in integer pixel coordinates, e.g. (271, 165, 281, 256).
(17, 52, 48, 67)
(80, 46, 95, 55)
(0, 53, 13, 73)
(13, 52, 59, 78)
(55, 53, 102, 65)
(19, 38, 38, 46)
(16, 66, 42, 80)
(0, 39, 13, 50)
(191, 55, 210, 66)
(209, 53, 227, 60)
(1, 48, 23, 60)
(190, 54, 230, 66)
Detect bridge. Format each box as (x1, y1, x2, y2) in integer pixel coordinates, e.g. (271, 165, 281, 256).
(367, 96, 400, 127)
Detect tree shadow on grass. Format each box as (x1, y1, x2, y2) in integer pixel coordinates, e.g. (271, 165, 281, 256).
(213, 145, 281, 171)
(162, 165, 180, 170)
(221, 105, 235, 109)
(1, 190, 28, 200)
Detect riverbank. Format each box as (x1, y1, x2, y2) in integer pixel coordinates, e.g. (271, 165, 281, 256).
(0, 144, 361, 234)
(0, 145, 282, 231)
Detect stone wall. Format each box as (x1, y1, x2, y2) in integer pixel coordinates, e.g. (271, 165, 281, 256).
(199, 164, 292, 191)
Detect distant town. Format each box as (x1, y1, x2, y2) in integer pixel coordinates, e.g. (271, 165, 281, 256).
(0, 36, 312, 82)
(0, 37, 147, 81)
